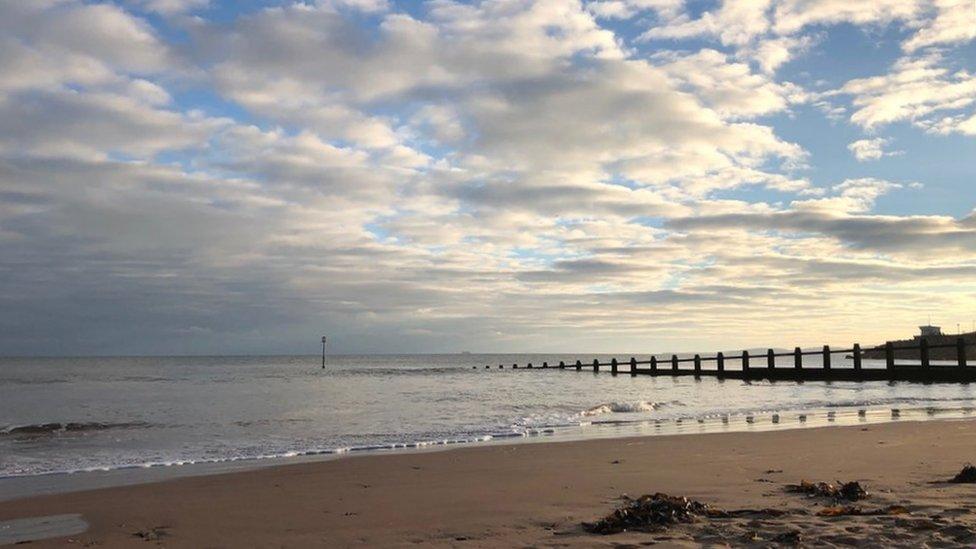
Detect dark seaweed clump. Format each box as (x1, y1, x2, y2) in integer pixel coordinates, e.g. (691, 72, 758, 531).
(949, 465, 976, 483)
(582, 493, 710, 535)
(786, 480, 868, 501)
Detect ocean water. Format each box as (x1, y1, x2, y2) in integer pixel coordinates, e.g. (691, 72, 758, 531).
(3, 354, 976, 485)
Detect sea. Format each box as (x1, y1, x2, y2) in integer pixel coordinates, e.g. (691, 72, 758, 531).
(3, 353, 976, 499)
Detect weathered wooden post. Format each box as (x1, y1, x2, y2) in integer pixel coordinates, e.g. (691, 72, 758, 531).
(611, 358, 618, 376)
(742, 350, 750, 374)
(650, 356, 657, 372)
(593, 359, 599, 373)
(823, 345, 831, 370)
(767, 349, 775, 370)
(542, 361, 548, 369)
(717, 352, 725, 373)
(576, 359, 582, 371)
(885, 342, 894, 369)
(630, 357, 637, 377)
(671, 354, 679, 372)
(853, 344, 862, 371)
(559, 360, 565, 369)
(958, 338, 968, 368)
(513, 363, 518, 369)
(794, 347, 802, 369)
(694, 354, 701, 376)
(920, 338, 930, 368)
(527, 362, 533, 369)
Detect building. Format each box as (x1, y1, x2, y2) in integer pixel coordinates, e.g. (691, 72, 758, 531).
(918, 325, 943, 338)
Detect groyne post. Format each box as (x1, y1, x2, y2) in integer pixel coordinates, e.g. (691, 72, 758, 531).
(694, 354, 701, 376)
(630, 357, 637, 377)
(575, 360, 582, 371)
(671, 354, 679, 372)
(920, 339, 930, 368)
(958, 338, 968, 368)
(650, 356, 657, 372)
(794, 347, 802, 369)
(886, 342, 894, 369)
(853, 344, 862, 371)
(559, 361, 565, 369)
(742, 350, 750, 373)
(611, 358, 618, 376)
(717, 352, 724, 373)
(592, 359, 599, 373)
(542, 361, 548, 369)
(823, 345, 831, 370)
(767, 349, 775, 370)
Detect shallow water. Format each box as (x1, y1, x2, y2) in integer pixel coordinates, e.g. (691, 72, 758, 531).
(2, 354, 975, 483)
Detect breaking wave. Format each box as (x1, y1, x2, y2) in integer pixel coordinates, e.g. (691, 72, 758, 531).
(1, 422, 150, 437)
(581, 400, 675, 416)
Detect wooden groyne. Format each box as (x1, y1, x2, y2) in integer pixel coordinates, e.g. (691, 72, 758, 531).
(492, 338, 976, 383)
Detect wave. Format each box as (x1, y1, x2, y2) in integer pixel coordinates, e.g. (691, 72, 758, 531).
(0, 422, 150, 437)
(581, 400, 675, 416)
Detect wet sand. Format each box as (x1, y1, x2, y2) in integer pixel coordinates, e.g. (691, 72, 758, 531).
(3, 419, 976, 547)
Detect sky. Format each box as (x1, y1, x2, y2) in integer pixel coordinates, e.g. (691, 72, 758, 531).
(1, 0, 975, 356)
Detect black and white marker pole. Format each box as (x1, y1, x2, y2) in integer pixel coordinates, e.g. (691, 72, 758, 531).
(322, 336, 334, 370)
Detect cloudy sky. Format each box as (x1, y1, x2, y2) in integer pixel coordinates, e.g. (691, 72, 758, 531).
(1, 0, 975, 356)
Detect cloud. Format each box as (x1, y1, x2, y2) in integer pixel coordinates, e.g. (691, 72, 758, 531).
(836, 53, 976, 133)
(0, 0, 975, 354)
(847, 137, 901, 162)
(903, 0, 976, 52)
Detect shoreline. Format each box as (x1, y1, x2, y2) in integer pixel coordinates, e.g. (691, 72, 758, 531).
(4, 419, 976, 546)
(3, 404, 974, 503)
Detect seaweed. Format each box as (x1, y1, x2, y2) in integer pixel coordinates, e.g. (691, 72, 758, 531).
(582, 493, 710, 534)
(949, 464, 976, 483)
(786, 480, 868, 501)
(816, 505, 909, 517)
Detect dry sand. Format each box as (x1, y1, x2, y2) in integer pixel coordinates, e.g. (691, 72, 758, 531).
(4, 420, 976, 547)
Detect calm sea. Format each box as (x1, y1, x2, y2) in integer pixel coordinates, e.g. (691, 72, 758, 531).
(3, 353, 976, 492)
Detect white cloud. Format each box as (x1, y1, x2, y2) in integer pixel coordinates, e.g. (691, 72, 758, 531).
(847, 137, 901, 162)
(837, 53, 976, 133)
(903, 0, 976, 52)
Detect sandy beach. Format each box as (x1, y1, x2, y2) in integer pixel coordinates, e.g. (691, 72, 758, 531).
(3, 419, 976, 547)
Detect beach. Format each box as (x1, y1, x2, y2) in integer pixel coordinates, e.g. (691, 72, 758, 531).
(4, 419, 976, 547)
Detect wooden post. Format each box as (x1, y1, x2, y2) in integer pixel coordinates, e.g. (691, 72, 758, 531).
(671, 354, 679, 372)
(742, 350, 750, 373)
(593, 359, 599, 373)
(650, 356, 657, 372)
(767, 349, 775, 370)
(513, 363, 518, 369)
(853, 344, 862, 371)
(958, 338, 968, 368)
(630, 357, 637, 377)
(920, 338, 930, 368)
(794, 347, 802, 369)
(559, 361, 565, 369)
(527, 362, 533, 369)
(886, 342, 894, 369)
(575, 360, 582, 371)
(611, 358, 618, 376)
(542, 361, 548, 369)
(823, 345, 831, 370)
(717, 352, 725, 373)
(694, 354, 701, 376)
